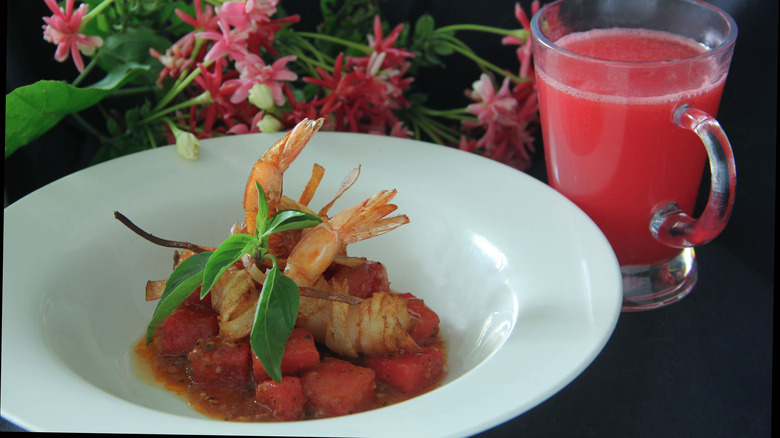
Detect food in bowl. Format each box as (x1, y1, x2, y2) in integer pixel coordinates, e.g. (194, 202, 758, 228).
(120, 119, 447, 421)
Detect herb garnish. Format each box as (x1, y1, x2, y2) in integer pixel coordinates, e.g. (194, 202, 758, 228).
(133, 181, 322, 382)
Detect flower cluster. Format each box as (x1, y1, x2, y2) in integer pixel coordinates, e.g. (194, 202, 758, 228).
(460, 2, 540, 169)
(9, 0, 540, 171)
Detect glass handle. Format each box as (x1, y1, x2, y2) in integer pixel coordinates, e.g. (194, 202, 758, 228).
(650, 104, 737, 248)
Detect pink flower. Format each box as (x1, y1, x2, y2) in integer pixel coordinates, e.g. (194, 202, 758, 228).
(465, 74, 518, 125)
(175, 0, 218, 31)
(501, 1, 540, 45)
(215, 0, 297, 57)
(41, 0, 103, 72)
(457, 2, 540, 170)
(224, 54, 297, 106)
(461, 74, 537, 170)
(197, 18, 251, 62)
(501, 1, 539, 78)
(219, 0, 278, 28)
(150, 32, 197, 88)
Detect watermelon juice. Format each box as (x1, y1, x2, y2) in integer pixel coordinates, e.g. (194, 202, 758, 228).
(536, 28, 727, 266)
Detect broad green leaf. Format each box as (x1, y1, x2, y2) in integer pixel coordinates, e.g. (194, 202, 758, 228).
(250, 264, 300, 382)
(432, 36, 456, 56)
(5, 63, 149, 158)
(145, 251, 212, 343)
(201, 233, 257, 296)
(97, 27, 171, 84)
(414, 14, 435, 41)
(264, 210, 323, 237)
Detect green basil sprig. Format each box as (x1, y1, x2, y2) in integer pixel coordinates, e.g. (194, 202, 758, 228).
(145, 181, 322, 381)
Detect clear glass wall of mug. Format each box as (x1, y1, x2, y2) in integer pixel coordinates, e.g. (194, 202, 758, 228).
(530, 0, 737, 311)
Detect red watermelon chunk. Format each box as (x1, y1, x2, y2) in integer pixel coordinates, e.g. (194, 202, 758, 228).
(363, 346, 445, 394)
(301, 357, 376, 417)
(256, 376, 306, 421)
(188, 336, 252, 387)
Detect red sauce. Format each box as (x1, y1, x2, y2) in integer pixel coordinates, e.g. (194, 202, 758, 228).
(133, 335, 447, 422)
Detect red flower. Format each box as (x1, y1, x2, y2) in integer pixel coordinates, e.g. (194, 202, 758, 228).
(303, 53, 410, 135)
(365, 15, 415, 70)
(187, 59, 256, 136)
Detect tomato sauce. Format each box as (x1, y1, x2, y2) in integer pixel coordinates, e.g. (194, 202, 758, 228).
(133, 334, 446, 422)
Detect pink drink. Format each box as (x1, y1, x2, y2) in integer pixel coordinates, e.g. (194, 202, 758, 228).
(537, 29, 726, 266)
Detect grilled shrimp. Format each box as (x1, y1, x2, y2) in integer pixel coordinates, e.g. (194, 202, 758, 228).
(283, 189, 409, 288)
(282, 190, 417, 357)
(297, 292, 420, 358)
(243, 118, 324, 232)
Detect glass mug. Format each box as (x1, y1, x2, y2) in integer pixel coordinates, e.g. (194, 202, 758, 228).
(530, 0, 737, 311)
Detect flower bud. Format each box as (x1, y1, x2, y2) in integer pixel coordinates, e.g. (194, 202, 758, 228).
(248, 83, 275, 110)
(174, 129, 200, 160)
(256, 114, 284, 133)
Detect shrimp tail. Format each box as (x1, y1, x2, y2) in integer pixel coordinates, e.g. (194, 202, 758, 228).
(284, 190, 409, 288)
(243, 118, 325, 232)
(332, 189, 410, 246)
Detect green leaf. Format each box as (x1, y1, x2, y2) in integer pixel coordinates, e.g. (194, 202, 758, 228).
(255, 181, 269, 239)
(97, 27, 171, 84)
(432, 36, 456, 56)
(250, 263, 300, 382)
(146, 251, 212, 343)
(5, 63, 149, 158)
(414, 14, 435, 41)
(263, 210, 323, 238)
(201, 233, 258, 296)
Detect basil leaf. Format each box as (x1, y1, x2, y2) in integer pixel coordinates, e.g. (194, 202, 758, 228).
(250, 263, 300, 382)
(255, 181, 269, 239)
(201, 233, 257, 296)
(263, 210, 323, 237)
(145, 251, 211, 343)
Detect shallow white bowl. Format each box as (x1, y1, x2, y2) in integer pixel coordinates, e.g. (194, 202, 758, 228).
(2, 132, 621, 436)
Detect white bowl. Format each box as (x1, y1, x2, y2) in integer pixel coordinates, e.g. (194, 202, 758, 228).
(2, 132, 621, 436)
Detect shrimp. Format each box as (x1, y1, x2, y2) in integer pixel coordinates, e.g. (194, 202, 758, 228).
(243, 118, 324, 233)
(283, 189, 409, 288)
(297, 292, 420, 358)
(283, 190, 418, 357)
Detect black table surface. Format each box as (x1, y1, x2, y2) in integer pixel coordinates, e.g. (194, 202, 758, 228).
(3, 0, 774, 436)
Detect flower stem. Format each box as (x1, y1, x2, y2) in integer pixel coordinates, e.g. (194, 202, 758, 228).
(153, 62, 210, 112)
(145, 125, 159, 148)
(141, 92, 213, 124)
(81, 0, 115, 29)
(411, 114, 462, 145)
(106, 86, 157, 98)
(283, 44, 333, 76)
(297, 31, 372, 54)
(440, 34, 524, 83)
(70, 112, 109, 143)
(419, 106, 473, 121)
(72, 52, 102, 87)
(436, 24, 530, 43)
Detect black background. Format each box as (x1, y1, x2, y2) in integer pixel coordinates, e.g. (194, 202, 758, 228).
(4, 0, 775, 435)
